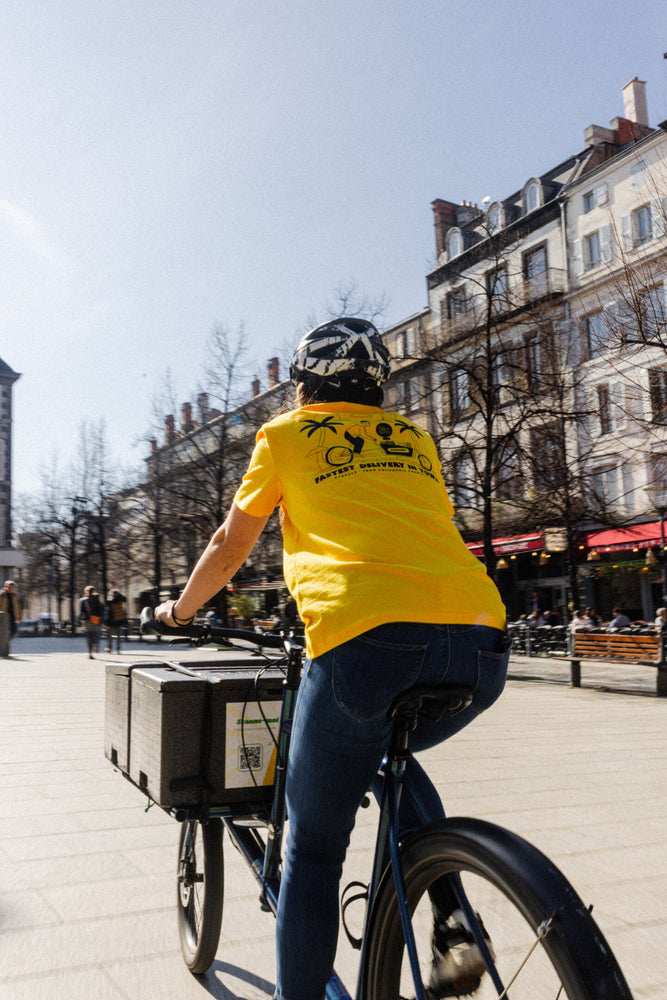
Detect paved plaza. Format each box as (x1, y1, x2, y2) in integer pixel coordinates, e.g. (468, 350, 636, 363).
(0, 635, 665, 999)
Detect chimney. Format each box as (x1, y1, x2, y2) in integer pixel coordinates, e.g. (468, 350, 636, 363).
(268, 357, 280, 388)
(252, 376, 260, 398)
(181, 402, 194, 433)
(197, 392, 209, 423)
(165, 414, 176, 444)
(622, 77, 648, 126)
(150, 437, 157, 454)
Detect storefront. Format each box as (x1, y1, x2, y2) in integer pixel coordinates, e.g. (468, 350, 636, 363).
(580, 521, 666, 622)
(465, 532, 569, 620)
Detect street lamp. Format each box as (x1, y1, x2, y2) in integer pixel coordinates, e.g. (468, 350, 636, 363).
(645, 485, 667, 606)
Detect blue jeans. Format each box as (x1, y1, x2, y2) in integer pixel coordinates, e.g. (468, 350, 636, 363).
(273, 623, 510, 1000)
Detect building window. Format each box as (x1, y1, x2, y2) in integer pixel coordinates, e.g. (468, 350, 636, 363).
(582, 310, 610, 358)
(583, 190, 595, 213)
(584, 231, 602, 270)
(447, 228, 463, 258)
(395, 378, 411, 411)
(524, 245, 548, 297)
(649, 368, 667, 423)
(395, 326, 416, 359)
(597, 385, 612, 435)
(449, 369, 469, 422)
(486, 202, 503, 234)
(593, 465, 621, 511)
(487, 265, 508, 311)
(524, 335, 541, 389)
(496, 440, 523, 501)
(633, 204, 653, 246)
(525, 181, 540, 213)
(447, 287, 467, 319)
(452, 455, 476, 508)
(638, 285, 666, 341)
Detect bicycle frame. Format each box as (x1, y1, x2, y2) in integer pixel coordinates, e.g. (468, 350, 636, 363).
(196, 638, 429, 1000)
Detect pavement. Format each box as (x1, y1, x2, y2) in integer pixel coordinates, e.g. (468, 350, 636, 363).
(0, 635, 665, 1000)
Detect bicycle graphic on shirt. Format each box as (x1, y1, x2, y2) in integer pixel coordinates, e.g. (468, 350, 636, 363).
(300, 415, 434, 474)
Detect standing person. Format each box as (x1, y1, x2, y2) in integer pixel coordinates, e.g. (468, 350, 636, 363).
(79, 585, 103, 659)
(0, 580, 21, 639)
(155, 318, 509, 1000)
(104, 589, 127, 653)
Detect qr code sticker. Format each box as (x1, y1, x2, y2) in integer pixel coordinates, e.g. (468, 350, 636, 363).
(238, 744, 263, 772)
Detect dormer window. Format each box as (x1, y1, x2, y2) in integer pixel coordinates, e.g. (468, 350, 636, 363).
(486, 202, 503, 234)
(447, 228, 463, 259)
(524, 179, 542, 214)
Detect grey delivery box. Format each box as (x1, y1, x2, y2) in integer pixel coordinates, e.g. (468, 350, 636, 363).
(105, 660, 284, 809)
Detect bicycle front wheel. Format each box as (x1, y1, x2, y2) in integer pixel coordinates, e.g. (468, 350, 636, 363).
(177, 818, 224, 973)
(362, 817, 633, 1000)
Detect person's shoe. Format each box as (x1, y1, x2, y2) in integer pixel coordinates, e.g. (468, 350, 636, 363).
(105, 647, 111, 652)
(428, 909, 494, 998)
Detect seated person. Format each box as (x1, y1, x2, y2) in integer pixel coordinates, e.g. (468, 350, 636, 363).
(569, 610, 593, 632)
(654, 607, 667, 631)
(607, 608, 631, 631)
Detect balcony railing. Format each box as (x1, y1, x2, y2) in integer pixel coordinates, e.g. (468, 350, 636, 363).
(438, 268, 566, 345)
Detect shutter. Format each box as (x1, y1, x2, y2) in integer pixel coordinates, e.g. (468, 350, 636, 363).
(594, 182, 608, 206)
(621, 214, 633, 252)
(587, 387, 602, 437)
(652, 199, 666, 239)
(600, 225, 613, 263)
(624, 379, 644, 422)
(571, 238, 583, 277)
(610, 383, 626, 431)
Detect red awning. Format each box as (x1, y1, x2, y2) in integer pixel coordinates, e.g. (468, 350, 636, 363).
(585, 521, 664, 553)
(466, 533, 544, 557)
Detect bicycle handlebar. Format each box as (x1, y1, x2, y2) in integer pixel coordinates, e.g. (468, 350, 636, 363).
(139, 606, 297, 652)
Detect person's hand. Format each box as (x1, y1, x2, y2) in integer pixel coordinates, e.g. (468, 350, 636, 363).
(154, 600, 175, 625)
(154, 600, 195, 627)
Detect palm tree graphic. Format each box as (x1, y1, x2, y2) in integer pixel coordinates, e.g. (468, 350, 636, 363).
(395, 419, 423, 438)
(299, 415, 342, 438)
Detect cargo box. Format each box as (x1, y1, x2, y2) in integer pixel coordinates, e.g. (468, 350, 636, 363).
(104, 659, 285, 810)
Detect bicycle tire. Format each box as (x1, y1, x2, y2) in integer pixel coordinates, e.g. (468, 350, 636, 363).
(176, 818, 224, 974)
(361, 817, 633, 1000)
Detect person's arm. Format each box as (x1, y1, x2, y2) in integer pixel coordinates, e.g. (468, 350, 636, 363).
(155, 503, 269, 626)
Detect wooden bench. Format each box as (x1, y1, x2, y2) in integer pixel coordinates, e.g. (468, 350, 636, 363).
(554, 631, 667, 697)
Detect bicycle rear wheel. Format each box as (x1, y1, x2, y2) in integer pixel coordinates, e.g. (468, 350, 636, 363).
(362, 817, 633, 1000)
(177, 818, 224, 973)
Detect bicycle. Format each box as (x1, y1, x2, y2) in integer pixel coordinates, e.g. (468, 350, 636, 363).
(129, 610, 633, 1000)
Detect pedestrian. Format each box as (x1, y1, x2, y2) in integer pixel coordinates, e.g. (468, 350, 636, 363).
(155, 317, 509, 1000)
(104, 589, 127, 653)
(79, 585, 103, 658)
(0, 580, 21, 639)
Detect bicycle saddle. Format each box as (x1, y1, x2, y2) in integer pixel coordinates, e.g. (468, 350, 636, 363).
(388, 684, 474, 729)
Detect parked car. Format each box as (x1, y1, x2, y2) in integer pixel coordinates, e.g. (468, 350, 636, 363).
(36, 613, 60, 635)
(17, 619, 40, 636)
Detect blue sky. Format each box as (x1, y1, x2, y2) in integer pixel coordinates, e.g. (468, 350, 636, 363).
(2, 0, 666, 499)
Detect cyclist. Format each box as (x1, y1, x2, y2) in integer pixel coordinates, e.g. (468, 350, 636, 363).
(155, 317, 509, 1000)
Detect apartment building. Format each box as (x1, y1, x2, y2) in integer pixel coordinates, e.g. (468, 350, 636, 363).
(0, 356, 23, 581)
(563, 78, 667, 618)
(405, 77, 667, 620)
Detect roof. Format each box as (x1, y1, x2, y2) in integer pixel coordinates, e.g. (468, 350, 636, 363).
(0, 358, 20, 382)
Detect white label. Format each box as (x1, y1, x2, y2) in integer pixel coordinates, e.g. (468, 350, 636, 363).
(225, 701, 281, 789)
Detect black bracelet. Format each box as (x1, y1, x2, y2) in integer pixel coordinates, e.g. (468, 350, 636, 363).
(171, 606, 195, 627)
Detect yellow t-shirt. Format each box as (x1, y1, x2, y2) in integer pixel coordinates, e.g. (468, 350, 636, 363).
(234, 402, 506, 658)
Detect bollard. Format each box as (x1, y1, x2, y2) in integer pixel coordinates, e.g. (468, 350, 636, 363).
(0, 612, 9, 657)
